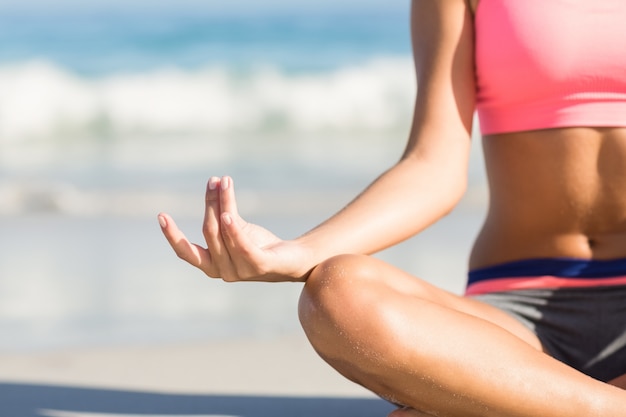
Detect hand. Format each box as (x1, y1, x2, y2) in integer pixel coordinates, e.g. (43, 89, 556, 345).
(158, 176, 313, 282)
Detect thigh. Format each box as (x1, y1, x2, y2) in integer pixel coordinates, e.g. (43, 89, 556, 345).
(300, 254, 619, 415)
(331, 254, 545, 351)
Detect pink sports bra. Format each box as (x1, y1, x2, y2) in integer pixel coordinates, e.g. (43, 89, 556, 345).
(474, 0, 626, 135)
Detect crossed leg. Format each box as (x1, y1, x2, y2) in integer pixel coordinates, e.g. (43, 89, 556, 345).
(298, 254, 626, 417)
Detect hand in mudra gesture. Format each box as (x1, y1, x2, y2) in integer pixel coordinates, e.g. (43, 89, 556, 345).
(159, 176, 312, 282)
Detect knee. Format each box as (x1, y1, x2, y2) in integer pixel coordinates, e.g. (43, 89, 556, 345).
(298, 254, 434, 331)
(299, 254, 378, 319)
(298, 254, 382, 355)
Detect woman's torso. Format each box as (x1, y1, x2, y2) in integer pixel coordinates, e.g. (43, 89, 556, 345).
(470, 127, 626, 269)
(467, 0, 626, 269)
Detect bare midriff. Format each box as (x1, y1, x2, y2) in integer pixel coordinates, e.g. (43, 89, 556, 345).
(469, 127, 626, 270)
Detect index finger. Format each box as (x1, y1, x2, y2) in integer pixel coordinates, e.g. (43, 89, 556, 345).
(158, 213, 214, 274)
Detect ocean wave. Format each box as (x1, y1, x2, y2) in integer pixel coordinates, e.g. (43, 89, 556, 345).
(0, 58, 415, 141)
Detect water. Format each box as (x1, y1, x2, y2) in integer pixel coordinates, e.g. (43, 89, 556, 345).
(0, 3, 488, 352)
(0, 10, 410, 75)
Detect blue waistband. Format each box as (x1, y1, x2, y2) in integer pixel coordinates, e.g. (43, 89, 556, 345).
(468, 257, 626, 286)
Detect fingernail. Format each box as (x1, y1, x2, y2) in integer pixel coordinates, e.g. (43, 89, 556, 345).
(221, 176, 230, 190)
(158, 215, 167, 228)
(222, 213, 232, 225)
(208, 177, 218, 190)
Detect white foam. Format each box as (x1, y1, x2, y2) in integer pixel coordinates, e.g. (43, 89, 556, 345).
(0, 58, 415, 141)
(0, 62, 99, 140)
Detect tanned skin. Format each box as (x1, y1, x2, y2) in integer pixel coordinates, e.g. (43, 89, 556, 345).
(159, 0, 626, 415)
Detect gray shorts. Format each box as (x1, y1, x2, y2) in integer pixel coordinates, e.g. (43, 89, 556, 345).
(471, 285, 626, 382)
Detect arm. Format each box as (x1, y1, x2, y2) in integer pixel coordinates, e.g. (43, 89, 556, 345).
(298, 0, 476, 261)
(159, 0, 476, 282)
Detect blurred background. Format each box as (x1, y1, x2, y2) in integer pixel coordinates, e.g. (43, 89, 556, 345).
(0, 0, 487, 352)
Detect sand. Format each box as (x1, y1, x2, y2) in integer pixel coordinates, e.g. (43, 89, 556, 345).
(0, 333, 396, 417)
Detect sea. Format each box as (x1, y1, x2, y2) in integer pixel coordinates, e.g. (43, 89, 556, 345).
(0, 2, 488, 352)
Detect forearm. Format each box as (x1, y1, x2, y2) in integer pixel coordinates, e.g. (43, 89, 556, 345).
(296, 148, 468, 266)
(294, 0, 476, 267)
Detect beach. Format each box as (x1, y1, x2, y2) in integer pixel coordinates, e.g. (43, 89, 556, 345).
(0, 199, 483, 416)
(0, 2, 487, 415)
(0, 335, 398, 417)
(0, 189, 484, 415)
